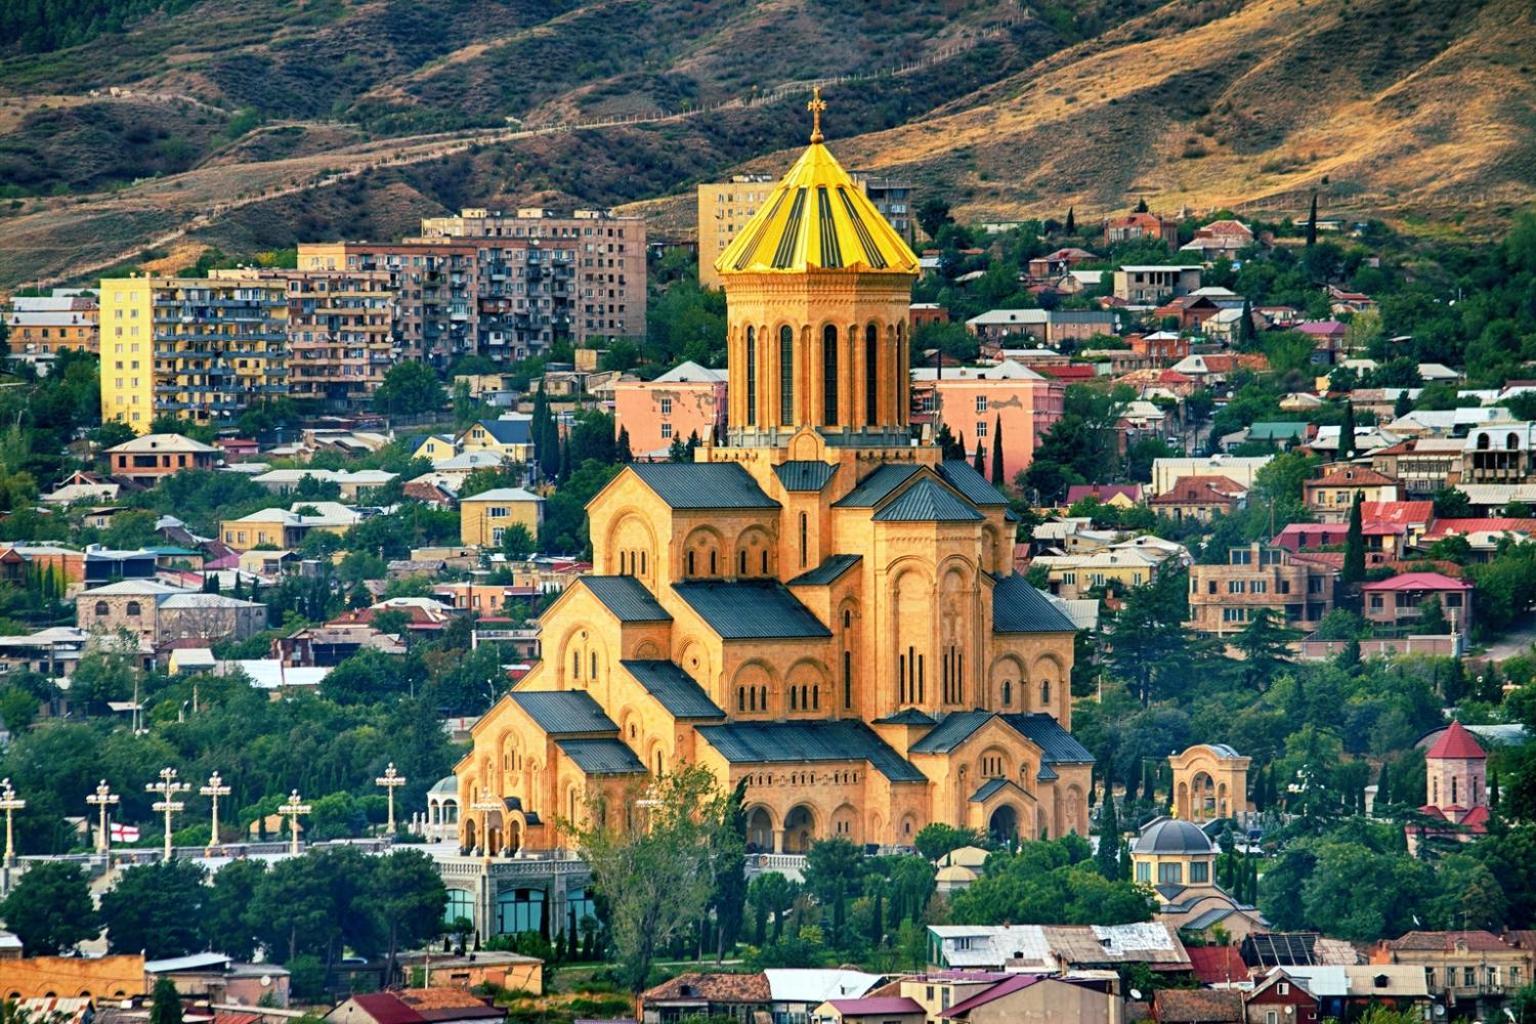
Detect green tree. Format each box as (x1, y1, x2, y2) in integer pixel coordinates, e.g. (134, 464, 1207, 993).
(0, 861, 97, 953)
(1432, 487, 1472, 518)
(373, 363, 445, 416)
(949, 838, 1153, 925)
(710, 778, 749, 958)
(1095, 793, 1123, 881)
(1338, 400, 1356, 461)
(1342, 492, 1366, 584)
(914, 823, 983, 862)
(203, 857, 266, 960)
(1232, 609, 1296, 692)
(802, 838, 864, 946)
(364, 849, 448, 985)
(917, 198, 953, 240)
(101, 860, 207, 957)
(149, 978, 183, 1024)
(990, 415, 1005, 487)
(500, 523, 535, 560)
(747, 871, 796, 945)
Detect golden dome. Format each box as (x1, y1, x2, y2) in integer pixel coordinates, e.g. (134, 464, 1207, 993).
(715, 93, 919, 278)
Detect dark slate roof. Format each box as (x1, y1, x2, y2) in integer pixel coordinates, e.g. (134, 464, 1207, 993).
(580, 576, 672, 623)
(627, 462, 778, 509)
(672, 580, 831, 639)
(874, 708, 937, 726)
(910, 711, 993, 754)
(621, 660, 725, 719)
(939, 460, 1010, 506)
(1002, 713, 1096, 763)
(992, 574, 1078, 633)
(774, 461, 839, 492)
(695, 720, 926, 782)
(510, 691, 618, 735)
(788, 554, 862, 587)
(970, 777, 1010, 803)
(833, 464, 922, 507)
(474, 419, 532, 445)
(555, 738, 647, 774)
(872, 478, 983, 523)
(1036, 762, 1059, 781)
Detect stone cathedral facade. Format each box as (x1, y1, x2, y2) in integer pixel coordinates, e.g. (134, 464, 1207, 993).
(455, 109, 1091, 857)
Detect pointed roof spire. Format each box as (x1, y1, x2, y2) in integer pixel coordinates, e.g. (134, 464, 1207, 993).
(807, 86, 827, 144)
(1427, 720, 1486, 760)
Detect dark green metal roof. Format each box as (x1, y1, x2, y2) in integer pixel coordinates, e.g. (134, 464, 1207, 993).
(627, 462, 779, 509)
(672, 580, 832, 639)
(773, 461, 839, 492)
(910, 711, 993, 754)
(1002, 713, 1095, 763)
(787, 554, 862, 587)
(621, 660, 725, 719)
(1036, 762, 1060, 781)
(939, 460, 1010, 506)
(872, 478, 984, 522)
(555, 738, 647, 774)
(992, 574, 1078, 633)
(580, 576, 672, 623)
(874, 708, 937, 726)
(510, 691, 618, 735)
(695, 720, 927, 782)
(833, 464, 921, 507)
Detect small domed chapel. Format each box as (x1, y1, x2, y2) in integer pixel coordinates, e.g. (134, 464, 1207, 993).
(455, 100, 1091, 855)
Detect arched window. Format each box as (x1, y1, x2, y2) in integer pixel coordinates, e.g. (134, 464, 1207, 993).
(640, 551, 647, 576)
(739, 550, 747, 575)
(125, 601, 141, 616)
(779, 325, 795, 424)
(1040, 679, 1051, 706)
(1477, 433, 1491, 450)
(710, 550, 717, 575)
(864, 324, 879, 426)
(1509, 433, 1521, 451)
(745, 327, 757, 426)
(590, 652, 598, 678)
(572, 651, 581, 678)
(798, 512, 808, 568)
(843, 650, 852, 709)
(737, 688, 745, 711)
(94, 601, 109, 616)
(822, 324, 839, 425)
(687, 551, 696, 576)
(1002, 679, 1013, 706)
(893, 322, 905, 425)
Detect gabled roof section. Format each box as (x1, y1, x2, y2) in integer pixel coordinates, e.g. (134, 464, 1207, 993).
(621, 660, 726, 719)
(714, 141, 918, 277)
(910, 711, 993, 754)
(833, 464, 922, 508)
(992, 574, 1079, 633)
(774, 460, 839, 492)
(939, 460, 1010, 506)
(1001, 713, 1095, 763)
(510, 690, 618, 735)
(555, 738, 647, 775)
(627, 462, 779, 510)
(672, 580, 832, 639)
(468, 418, 532, 445)
(695, 720, 927, 782)
(788, 554, 862, 587)
(873, 708, 936, 726)
(873, 478, 984, 523)
(578, 576, 672, 623)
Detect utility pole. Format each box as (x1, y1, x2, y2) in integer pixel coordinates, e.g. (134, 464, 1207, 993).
(147, 767, 189, 861)
(199, 771, 231, 856)
(87, 779, 120, 857)
(375, 762, 406, 836)
(278, 790, 312, 857)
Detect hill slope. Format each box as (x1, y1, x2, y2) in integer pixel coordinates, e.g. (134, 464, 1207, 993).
(0, 0, 1531, 289)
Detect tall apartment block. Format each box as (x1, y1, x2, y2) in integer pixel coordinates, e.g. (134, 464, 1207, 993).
(215, 268, 395, 408)
(99, 275, 287, 430)
(696, 173, 912, 289)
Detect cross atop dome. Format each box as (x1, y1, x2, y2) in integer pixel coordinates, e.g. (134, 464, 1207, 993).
(807, 86, 827, 144)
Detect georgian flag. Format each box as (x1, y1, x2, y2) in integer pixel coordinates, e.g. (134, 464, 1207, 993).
(110, 823, 140, 843)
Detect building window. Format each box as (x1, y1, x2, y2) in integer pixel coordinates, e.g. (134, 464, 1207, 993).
(865, 325, 879, 426)
(976, 395, 988, 413)
(745, 327, 757, 426)
(661, 423, 673, 439)
(1190, 861, 1209, 883)
(1136, 861, 1150, 882)
(822, 324, 838, 425)
(1157, 862, 1183, 884)
(779, 325, 795, 424)
(976, 420, 987, 438)
(660, 397, 672, 416)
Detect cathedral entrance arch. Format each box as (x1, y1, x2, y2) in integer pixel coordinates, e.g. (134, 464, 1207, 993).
(784, 804, 816, 853)
(988, 805, 1019, 844)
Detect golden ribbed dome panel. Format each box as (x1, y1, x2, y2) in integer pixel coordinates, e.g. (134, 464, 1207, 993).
(714, 143, 919, 277)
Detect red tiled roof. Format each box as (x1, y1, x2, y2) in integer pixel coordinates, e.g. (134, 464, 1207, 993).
(1361, 501, 1434, 527)
(1426, 720, 1486, 760)
(1308, 465, 1398, 488)
(1289, 551, 1345, 569)
(1150, 475, 1246, 505)
(1152, 988, 1244, 1023)
(1424, 517, 1536, 539)
(1037, 364, 1098, 380)
(351, 994, 426, 1024)
(644, 973, 772, 1004)
(1066, 484, 1144, 504)
(1296, 321, 1348, 337)
(1361, 571, 1471, 593)
(1187, 945, 1251, 986)
(1389, 930, 1508, 953)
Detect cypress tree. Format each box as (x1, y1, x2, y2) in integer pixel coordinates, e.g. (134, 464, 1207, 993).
(1343, 492, 1365, 584)
(1491, 766, 1501, 812)
(617, 426, 633, 463)
(150, 978, 183, 1024)
(1305, 191, 1319, 247)
(557, 436, 571, 484)
(1394, 389, 1412, 420)
(1376, 761, 1392, 810)
(1065, 206, 1076, 235)
(991, 416, 1004, 486)
(1096, 795, 1122, 880)
(1135, 196, 1149, 214)
(1338, 400, 1356, 461)
(973, 442, 986, 475)
(870, 890, 884, 946)
(1238, 297, 1255, 348)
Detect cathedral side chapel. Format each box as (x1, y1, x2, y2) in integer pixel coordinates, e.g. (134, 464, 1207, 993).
(454, 95, 1092, 855)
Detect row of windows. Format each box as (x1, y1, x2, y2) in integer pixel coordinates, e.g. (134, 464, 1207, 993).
(1133, 860, 1210, 884)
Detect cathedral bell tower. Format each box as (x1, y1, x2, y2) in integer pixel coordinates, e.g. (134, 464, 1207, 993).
(714, 89, 921, 451)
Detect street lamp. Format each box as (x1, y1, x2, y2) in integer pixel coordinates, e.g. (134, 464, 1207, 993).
(0, 778, 24, 867)
(147, 767, 190, 861)
(86, 779, 120, 856)
(375, 762, 406, 836)
(278, 789, 311, 856)
(199, 771, 231, 856)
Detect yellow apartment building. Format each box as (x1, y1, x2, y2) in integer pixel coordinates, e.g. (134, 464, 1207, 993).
(697, 174, 777, 289)
(99, 275, 287, 430)
(460, 487, 545, 547)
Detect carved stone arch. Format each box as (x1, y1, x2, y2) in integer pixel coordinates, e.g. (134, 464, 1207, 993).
(1031, 653, 1066, 714)
(976, 744, 1011, 780)
(746, 804, 777, 851)
(830, 802, 859, 841)
(617, 705, 642, 744)
(785, 657, 829, 715)
(631, 639, 661, 660)
(783, 802, 819, 853)
(606, 508, 658, 582)
(553, 625, 587, 690)
(868, 810, 885, 844)
(1063, 784, 1086, 836)
(989, 653, 1026, 711)
(736, 523, 776, 578)
(676, 635, 711, 694)
(731, 658, 777, 716)
(681, 523, 728, 579)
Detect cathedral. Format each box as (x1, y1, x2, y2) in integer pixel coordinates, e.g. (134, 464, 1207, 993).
(454, 99, 1091, 855)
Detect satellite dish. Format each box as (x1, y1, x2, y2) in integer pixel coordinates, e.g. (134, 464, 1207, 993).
(1130, 989, 1143, 1001)
(1434, 1007, 1446, 1018)
(1285, 1008, 1294, 1016)
(260, 975, 272, 987)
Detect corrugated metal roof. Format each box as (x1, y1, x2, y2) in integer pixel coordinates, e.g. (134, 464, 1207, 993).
(1001, 713, 1095, 763)
(510, 691, 618, 735)
(696, 720, 927, 782)
(556, 738, 647, 774)
(1036, 762, 1059, 781)
(992, 575, 1078, 633)
(910, 711, 992, 754)
(672, 580, 831, 639)
(621, 660, 725, 719)
(939, 460, 1010, 506)
(628, 462, 779, 509)
(833, 464, 921, 507)
(874, 708, 936, 725)
(788, 554, 862, 587)
(774, 461, 839, 492)
(471, 418, 532, 445)
(872, 478, 983, 522)
(580, 576, 672, 622)
(969, 777, 1010, 803)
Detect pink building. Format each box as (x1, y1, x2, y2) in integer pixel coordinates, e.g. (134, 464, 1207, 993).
(910, 359, 1065, 483)
(610, 361, 727, 459)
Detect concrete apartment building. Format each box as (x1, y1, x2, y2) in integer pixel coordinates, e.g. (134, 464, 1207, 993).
(106, 433, 220, 481)
(1113, 265, 1203, 304)
(610, 360, 728, 458)
(99, 275, 288, 429)
(5, 290, 99, 365)
(1188, 543, 1335, 636)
